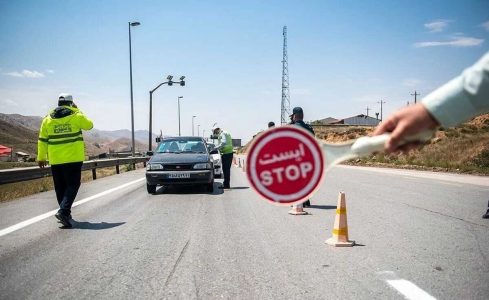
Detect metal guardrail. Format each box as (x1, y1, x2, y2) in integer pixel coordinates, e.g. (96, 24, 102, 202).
(0, 157, 148, 185)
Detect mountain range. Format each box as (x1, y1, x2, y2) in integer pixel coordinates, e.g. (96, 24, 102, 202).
(0, 113, 157, 157)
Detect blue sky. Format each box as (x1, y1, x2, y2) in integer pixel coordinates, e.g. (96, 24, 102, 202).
(1, 0, 488, 144)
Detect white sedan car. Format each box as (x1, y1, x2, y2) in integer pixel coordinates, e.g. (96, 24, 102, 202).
(207, 143, 222, 178)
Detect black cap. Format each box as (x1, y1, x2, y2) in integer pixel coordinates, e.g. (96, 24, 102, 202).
(292, 107, 303, 114)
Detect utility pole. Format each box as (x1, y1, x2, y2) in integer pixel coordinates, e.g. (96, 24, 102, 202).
(366, 106, 371, 117)
(178, 96, 183, 136)
(410, 90, 420, 104)
(280, 26, 291, 125)
(377, 100, 386, 121)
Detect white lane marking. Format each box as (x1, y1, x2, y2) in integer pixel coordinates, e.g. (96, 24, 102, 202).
(0, 178, 145, 237)
(387, 279, 437, 300)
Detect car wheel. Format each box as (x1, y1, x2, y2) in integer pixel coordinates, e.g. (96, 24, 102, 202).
(147, 183, 157, 194)
(206, 182, 214, 193)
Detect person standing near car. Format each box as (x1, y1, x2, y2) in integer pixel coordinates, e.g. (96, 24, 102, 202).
(291, 106, 315, 207)
(213, 125, 233, 189)
(37, 94, 93, 227)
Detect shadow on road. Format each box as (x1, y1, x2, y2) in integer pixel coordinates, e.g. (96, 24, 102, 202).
(308, 205, 337, 210)
(154, 182, 224, 196)
(66, 221, 126, 230)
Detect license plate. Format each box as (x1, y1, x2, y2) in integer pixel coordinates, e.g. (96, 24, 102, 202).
(168, 173, 190, 179)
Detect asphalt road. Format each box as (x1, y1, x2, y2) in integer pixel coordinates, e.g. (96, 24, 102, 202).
(0, 165, 488, 299)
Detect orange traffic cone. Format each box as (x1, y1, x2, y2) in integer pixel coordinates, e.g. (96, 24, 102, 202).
(325, 192, 355, 247)
(288, 203, 308, 215)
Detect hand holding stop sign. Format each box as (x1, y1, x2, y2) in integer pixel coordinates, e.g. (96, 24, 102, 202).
(246, 126, 434, 206)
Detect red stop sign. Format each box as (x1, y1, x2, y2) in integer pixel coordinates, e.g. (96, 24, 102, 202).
(246, 126, 324, 206)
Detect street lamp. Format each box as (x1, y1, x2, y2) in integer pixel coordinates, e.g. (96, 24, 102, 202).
(197, 125, 200, 137)
(128, 21, 140, 156)
(178, 96, 183, 136)
(192, 115, 196, 136)
(148, 75, 186, 151)
(202, 129, 206, 139)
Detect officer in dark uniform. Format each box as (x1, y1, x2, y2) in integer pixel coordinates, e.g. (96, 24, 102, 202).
(290, 107, 315, 207)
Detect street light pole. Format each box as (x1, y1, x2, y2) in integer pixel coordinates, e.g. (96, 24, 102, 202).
(197, 125, 200, 137)
(149, 90, 153, 150)
(128, 21, 140, 156)
(148, 76, 186, 151)
(178, 96, 183, 136)
(192, 116, 196, 136)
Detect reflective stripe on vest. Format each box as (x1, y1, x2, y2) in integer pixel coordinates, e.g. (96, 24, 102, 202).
(38, 130, 83, 145)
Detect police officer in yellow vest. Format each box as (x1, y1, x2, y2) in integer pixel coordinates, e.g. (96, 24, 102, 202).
(213, 125, 233, 189)
(37, 94, 93, 227)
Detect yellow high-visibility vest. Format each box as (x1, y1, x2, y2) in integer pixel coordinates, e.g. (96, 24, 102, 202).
(37, 106, 93, 165)
(218, 131, 233, 154)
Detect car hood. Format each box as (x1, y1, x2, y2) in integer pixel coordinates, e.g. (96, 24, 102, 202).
(150, 153, 210, 164)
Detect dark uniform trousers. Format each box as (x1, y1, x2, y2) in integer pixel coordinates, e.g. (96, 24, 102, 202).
(51, 162, 83, 216)
(221, 153, 233, 188)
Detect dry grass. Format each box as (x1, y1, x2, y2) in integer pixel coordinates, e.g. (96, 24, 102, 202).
(0, 163, 145, 202)
(240, 114, 489, 175)
(349, 117, 489, 175)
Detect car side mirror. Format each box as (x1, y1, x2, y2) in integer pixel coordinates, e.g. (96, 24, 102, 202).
(146, 151, 154, 156)
(209, 149, 219, 155)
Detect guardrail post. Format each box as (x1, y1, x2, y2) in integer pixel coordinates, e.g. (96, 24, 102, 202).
(92, 168, 97, 180)
(116, 165, 120, 174)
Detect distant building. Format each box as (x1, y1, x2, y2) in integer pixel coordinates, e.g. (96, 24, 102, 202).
(315, 117, 340, 125)
(339, 114, 381, 126)
(15, 151, 30, 162)
(0, 145, 12, 162)
(232, 139, 242, 147)
(313, 114, 380, 126)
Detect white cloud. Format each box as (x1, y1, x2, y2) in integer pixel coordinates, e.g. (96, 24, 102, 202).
(46, 69, 55, 74)
(403, 79, 421, 87)
(480, 21, 489, 32)
(4, 69, 45, 78)
(424, 20, 452, 33)
(414, 35, 484, 48)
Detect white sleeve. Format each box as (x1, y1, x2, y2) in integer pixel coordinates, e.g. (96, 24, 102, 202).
(217, 132, 227, 149)
(422, 51, 489, 127)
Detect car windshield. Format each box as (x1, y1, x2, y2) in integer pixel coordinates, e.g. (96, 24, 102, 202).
(156, 140, 207, 154)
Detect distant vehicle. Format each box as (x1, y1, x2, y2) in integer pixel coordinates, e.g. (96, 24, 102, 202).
(146, 137, 214, 194)
(206, 143, 222, 178)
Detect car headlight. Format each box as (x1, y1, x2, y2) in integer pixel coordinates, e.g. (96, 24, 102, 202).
(147, 163, 164, 170)
(193, 163, 211, 169)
